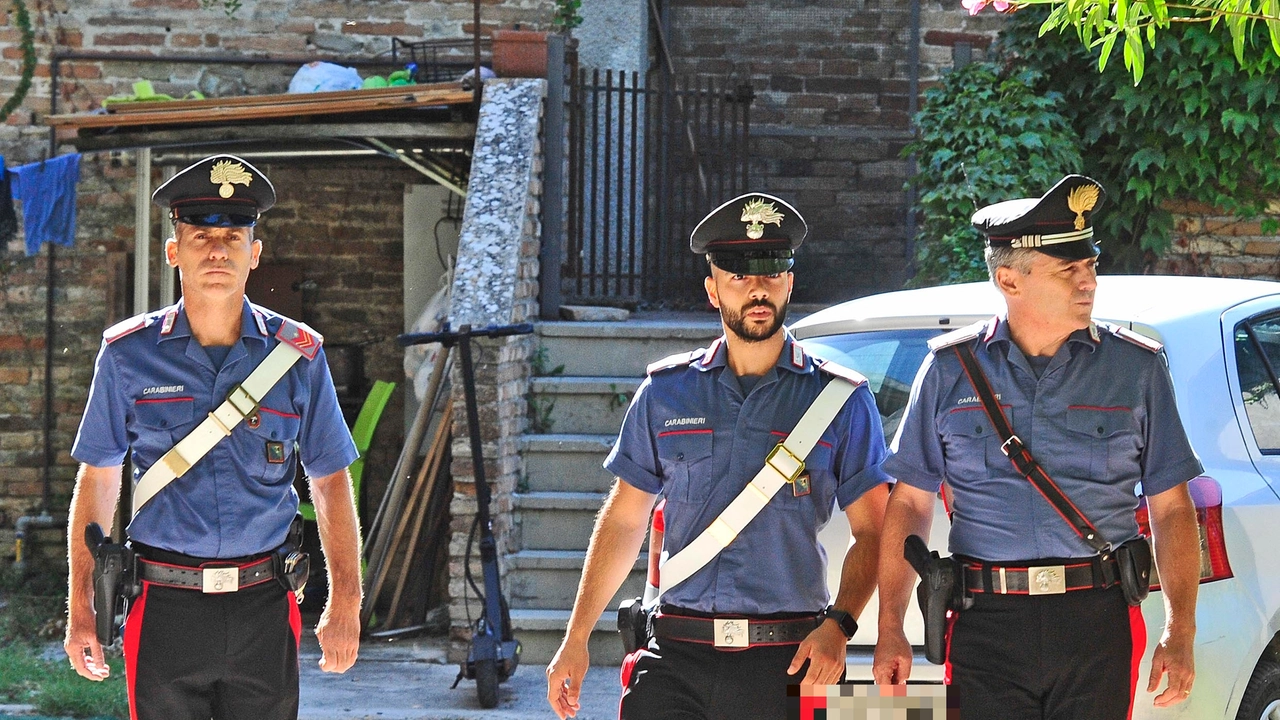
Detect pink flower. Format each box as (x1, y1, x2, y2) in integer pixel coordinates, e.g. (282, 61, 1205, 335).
(962, 0, 1013, 14)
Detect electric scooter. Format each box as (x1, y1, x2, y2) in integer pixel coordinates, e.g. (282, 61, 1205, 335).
(398, 322, 531, 709)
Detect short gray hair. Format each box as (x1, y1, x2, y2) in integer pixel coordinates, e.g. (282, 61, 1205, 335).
(984, 245, 1037, 283)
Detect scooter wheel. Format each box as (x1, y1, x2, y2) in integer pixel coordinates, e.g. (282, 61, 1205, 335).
(476, 658, 499, 709)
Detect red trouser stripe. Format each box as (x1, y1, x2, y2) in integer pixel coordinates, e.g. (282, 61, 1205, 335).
(287, 591, 302, 650)
(123, 582, 150, 720)
(1127, 605, 1147, 720)
(618, 648, 643, 720)
(943, 609, 958, 686)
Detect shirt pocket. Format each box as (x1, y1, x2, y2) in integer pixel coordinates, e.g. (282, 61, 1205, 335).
(1065, 406, 1138, 481)
(940, 409, 999, 480)
(132, 397, 195, 455)
(244, 406, 302, 485)
(771, 440, 831, 517)
(656, 429, 714, 503)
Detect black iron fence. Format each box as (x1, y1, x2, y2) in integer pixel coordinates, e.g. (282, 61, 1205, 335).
(560, 70, 754, 307)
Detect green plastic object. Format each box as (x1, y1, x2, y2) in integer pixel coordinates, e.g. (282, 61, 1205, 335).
(298, 379, 397, 522)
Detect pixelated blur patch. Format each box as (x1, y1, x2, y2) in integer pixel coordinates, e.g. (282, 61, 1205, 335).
(787, 684, 948, 720)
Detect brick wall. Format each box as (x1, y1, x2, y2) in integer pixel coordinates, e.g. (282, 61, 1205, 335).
(664, 0, 1003, 303)
(1156, 200, 1280, 279)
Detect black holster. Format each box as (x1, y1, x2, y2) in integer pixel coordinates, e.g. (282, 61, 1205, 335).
(273, 513, 310, 603)
(84, 523, 140, 647)
(616, 597, 651, 655)
(1116, 536, 1153, 607)
(903, 534, 970, 665)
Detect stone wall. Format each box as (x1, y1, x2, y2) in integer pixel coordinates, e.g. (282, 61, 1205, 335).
(445, 78, 544, 662)
(663, 0, 1004, 303)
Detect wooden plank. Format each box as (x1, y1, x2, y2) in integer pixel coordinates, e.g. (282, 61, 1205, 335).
(46, 87, 475, 129)
(71, 122, 477, 153)
(102, 82, 468, 115)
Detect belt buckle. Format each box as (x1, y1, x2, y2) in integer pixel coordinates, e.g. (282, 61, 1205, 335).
(765, 443, 805, 484)
(713, 618, 750, 648)
(1026, 565, 1066, 595)
(202, 565, 240, 594)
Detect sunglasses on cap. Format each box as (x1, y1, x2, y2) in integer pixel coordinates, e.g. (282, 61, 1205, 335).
(175, 212, 259, 228)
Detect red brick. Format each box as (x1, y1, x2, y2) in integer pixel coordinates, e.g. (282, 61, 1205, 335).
(0, 368, 31, 383)
(93, 33, 166, 47)
(343, 21, 424, 37)
(170, 33, 202, 48)
(923, 30, 994, 48)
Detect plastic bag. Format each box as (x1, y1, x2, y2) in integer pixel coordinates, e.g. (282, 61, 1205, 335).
(404, 267, 453, 402)
(288, 62, 363, 94)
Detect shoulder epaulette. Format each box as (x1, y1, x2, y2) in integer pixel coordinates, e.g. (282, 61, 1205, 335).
(1099, 321, 1163, 353)
(816, 358, 868, 386)
(927, 319, 989, 352)
(103, 313, 154, 344)
(275, 318, 324, 361)
(646, 348, 705, 375)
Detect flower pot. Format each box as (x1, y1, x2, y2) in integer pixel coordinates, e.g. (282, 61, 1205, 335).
(491, 29, 550, 78)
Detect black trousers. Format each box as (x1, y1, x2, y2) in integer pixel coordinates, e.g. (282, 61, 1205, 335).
(619, 636, 831, 720)
(124, 579, 302, 720)
(946, 586, 1145, 720)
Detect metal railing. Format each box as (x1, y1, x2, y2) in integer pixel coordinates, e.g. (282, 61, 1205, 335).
(560, 69, 754, 307)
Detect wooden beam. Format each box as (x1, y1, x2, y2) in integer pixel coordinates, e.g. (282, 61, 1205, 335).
(70, 122, 476, 152)
(46, 87, 475, 129)
(100, 82, 468, 115)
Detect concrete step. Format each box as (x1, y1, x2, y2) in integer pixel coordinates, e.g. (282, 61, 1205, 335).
(520, 433, 617, 494)
(510, 609, 628, 665)
(537, 320, 721, 377)
(506, 550, 646, 610)
(528, 377, 641, 436)
(513, 491, 606, 551)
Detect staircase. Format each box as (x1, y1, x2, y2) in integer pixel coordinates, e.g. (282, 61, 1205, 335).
(508, 316, 722, 665)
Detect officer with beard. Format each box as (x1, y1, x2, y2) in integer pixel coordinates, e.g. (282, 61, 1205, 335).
(546, 193, 890, 719)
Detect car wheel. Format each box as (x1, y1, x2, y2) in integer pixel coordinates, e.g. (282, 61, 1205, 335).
(1237, 659, 1280, 720)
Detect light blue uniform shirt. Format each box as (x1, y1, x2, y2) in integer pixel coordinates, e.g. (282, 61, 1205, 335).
(605, 332, 890, 615)
(883, 316, 1203, 561)
(72, 298, 358, 559)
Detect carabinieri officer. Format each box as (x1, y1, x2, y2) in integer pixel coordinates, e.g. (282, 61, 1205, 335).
(547, 193, 890, 719)
(873, 175, 1201, 718)
(63, 154, 364, 720)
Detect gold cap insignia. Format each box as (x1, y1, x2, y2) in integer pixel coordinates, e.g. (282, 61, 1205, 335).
(209, 159, 253, 199)
(1067, 185, 1100, 231)
(740, 198, 785, 240)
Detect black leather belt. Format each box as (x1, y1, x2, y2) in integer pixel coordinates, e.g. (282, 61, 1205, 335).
(137, 556, 277, 593)
(652, 612, 822, 648)
(963, 557, 1119, 596)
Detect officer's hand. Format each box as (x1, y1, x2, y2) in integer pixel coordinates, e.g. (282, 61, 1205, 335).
(789, 620, 847, 686)
(872, 628, 913, 685)
(1147, 626, 1194, 707)
(64, 606, 110, 681)
(314, 600, 360, 673)
(546, 639, 589, 719)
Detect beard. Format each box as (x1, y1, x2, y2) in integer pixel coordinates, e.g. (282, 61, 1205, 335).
(721, 297, 788, 343)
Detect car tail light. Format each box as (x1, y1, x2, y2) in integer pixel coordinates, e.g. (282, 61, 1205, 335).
(1135, 476, 1233, 589)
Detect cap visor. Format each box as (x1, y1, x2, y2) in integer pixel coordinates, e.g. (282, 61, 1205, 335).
(709, 254, 795, 275)
(1036, 239, 1100, 261)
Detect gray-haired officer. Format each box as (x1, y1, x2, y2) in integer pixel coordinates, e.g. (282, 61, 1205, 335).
(64, 154, 363, 720)
(546, 193, 891, 719)
(873, 175, 1201, 718)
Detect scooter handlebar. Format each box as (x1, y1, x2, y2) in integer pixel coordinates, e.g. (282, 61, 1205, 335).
(397, 322, 534, 347)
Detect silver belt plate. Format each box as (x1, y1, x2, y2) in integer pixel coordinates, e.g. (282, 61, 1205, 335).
(202, 566, 240, 594)
(1027, 565, 1066, 595)
(713, 618, 750, 648)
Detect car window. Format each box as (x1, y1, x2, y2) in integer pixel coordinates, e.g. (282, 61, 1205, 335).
(1234, 314, 1280, 454)
(799, 329, 939, 443)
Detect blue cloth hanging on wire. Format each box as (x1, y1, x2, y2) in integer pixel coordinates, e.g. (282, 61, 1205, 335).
(11, 153, 81, 256)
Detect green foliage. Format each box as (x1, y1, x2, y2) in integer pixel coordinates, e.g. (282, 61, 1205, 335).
(1000, 8, 1280, 270)
(0, 0, 35, 124)
(552, 0, 584, 33)
(1014, 0, 1280, 85)
(903, 63, 1084, 285)
(198, 0, 242, 16)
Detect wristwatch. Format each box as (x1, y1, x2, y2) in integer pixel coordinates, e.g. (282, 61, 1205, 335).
(821, 606, 858, 640)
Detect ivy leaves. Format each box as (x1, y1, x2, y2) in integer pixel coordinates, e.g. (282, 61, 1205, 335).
(904, 64, 1084, 285)
(1000, 8, 1280, 269)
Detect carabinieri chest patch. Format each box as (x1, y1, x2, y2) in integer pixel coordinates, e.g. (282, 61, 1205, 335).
(265, 440, 286, 464)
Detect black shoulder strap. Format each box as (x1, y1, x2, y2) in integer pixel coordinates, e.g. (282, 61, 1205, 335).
(953, 344, 1112, 556)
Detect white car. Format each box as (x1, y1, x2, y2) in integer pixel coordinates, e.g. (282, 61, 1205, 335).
(792, 275, 1280, 720)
